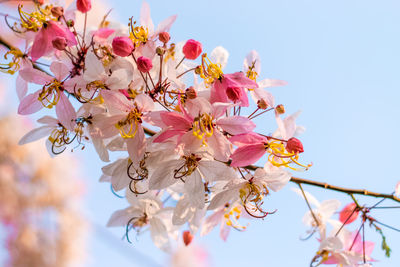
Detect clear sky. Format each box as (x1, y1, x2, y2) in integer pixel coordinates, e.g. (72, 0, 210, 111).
(1, 0, 400, 266)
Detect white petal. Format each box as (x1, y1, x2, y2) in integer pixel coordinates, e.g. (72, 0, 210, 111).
(18, 126, 53, 145)
(184, 171, 205, 209)
(210, 46, 229, 70)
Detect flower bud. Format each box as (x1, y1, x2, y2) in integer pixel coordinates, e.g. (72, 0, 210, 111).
(257, 99, 268, 109)
(52, 37, 67, 51)
(226, 86, 242, 102)
(185, 86, 197, 99)
(66, 19, 74, 27)
(183, 39, 202, 60)
(137, 56, 153, 73)
(51, 6, 64, 18)
(182, 231, 193, 246)
(339, 203, 359, 224)
(286, 137, 304, 154)
(159, 32, 170, 43)
(275, 104, 285, 114)
(34, 0, 44, 5)
(156, 46, 165, 56)
(194, 65, 202, 75)
(77, 0, 92, 13)
(112, 36, 134, 57)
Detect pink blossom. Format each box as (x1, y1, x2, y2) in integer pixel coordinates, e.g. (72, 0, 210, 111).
(30, 21, 77, 62)
(211, 72, 258, 107)
(339, 203, 359, 225)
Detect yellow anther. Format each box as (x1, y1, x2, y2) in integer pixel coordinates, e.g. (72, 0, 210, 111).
(266, 140, 312, 171)
(115, 108, 142, 139)
(191, 113, 214, 145)
(200, 54, 223, 85)
(0, 48, 25, 75)
(129, 18, 149, 47)
(246, 60, 258, 82)
(17, 4, 54, 32)
(223, 204, 246, 231)
(38, 79, 62, 109)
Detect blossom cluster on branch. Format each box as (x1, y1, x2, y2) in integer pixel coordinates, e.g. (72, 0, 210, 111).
(0, 1, 399, 266)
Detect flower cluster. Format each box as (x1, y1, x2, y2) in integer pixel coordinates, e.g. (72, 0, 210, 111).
(3, 0, 311, 254)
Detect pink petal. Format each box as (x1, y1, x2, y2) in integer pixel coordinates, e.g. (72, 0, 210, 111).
(19, 67, 53, 84)
(160, 112, 192, 130)
(208, 130, 231, 162)
(101, 90, 133, 114)
(153, 129, 186, 143)
(50, 61, 70, 81)
(94, 28, 115, 39)
(229, 132, 267, 146)
(154, 15, 177, 36)
(210, 78, 229, 104)
(18, 91, 43, 115)
(16, 75, 28, 100)
(127, 127, 146, 165)
(19, 125, 53, 145)
(56, 92, 76, 131)
(224, 72, 258, 89)
(230, 143, 266, 167)
(30, 28, 50, 62)
(140, 2, 154, 34)
(217, 116, 255, 135)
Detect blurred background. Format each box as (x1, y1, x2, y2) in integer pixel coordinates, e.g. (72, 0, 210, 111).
(1, 0, 400, 266)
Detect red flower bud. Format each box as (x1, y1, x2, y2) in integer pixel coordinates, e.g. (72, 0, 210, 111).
(52, 37, 67, 51)
(112, 36, 134, 57)
(339, 203, 359, 224)
(182, 39, 202, 60)
(136, 56, 153, 73)
(182, 231, 193, 246)
(226, 86, 243, 102)
(286, 137, 304, 154)
(159, 32, 170, 43)
(77, 0, 91, 13)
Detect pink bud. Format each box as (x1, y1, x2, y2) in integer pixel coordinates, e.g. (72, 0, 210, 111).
(77, 0, 91, 13)
(136, 56, 153, 73)
(182, 231, 193, 246)
(286, 137, 304, 154)
(339, 203, 359, 224)
(112, 37, 134, 57)
(159, 32, 170, 43)
(226, 86, 243, 102)
(182, 39, 202, 60)
(52, 37, 67, 51)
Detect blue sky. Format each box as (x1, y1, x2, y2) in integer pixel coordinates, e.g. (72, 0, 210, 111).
(1, 0, 400, 266)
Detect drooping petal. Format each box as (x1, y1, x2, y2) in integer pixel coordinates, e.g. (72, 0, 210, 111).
(16, 75, 28, 100)
(18, 125, 53, 145)
(184, 171, 205, 209)
(229, 132, 267, 146)
(200, 209, 224, 236)
(150, 217, 171, 252)
(126, 126, 146, 165)
(207, 130, 231, 162)
(106, 208, 142, 227)
(230, 143, 266, 167)
(160, 111, 192, 130)
(56, 92, 76, 131)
